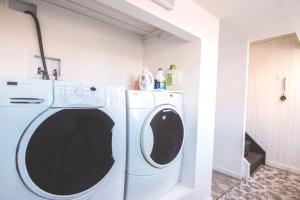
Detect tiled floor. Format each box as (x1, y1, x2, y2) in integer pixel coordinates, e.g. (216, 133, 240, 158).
(211, 170, 240, 199)
(212, 165, 300, 200)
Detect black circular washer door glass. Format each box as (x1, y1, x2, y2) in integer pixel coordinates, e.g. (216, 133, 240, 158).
(149, 109, 184, 165)
(25, 109, 115, 196)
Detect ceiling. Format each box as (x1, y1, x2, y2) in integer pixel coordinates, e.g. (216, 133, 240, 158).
(22, 0, 161, 38)
(193, 0, 300, 42)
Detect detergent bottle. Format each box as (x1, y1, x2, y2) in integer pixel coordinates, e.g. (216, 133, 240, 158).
(166, 64, 182, 90)
(139, 67, 154, 90)
(154, 68, 166, 90)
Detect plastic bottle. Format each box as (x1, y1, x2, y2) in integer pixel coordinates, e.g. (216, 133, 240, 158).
(139, 67, 154, 91)
(154, 68, 166, 90)
(166, 64, 182, 90)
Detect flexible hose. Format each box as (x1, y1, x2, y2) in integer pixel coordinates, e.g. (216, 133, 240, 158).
(24, 11, 50, 80)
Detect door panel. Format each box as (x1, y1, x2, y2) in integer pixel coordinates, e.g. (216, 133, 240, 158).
(150, 109, 184, 165)
(25, 109, 114, 196)
(141, 106, 184, 168)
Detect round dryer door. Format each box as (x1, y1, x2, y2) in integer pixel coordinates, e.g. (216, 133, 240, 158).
(17, 108, 115, 200)
(141, 105, 184, 168)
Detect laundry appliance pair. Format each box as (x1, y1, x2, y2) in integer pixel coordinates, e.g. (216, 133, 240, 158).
(0, 77, 185, 200)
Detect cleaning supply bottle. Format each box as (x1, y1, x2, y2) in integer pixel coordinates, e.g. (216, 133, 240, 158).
(139, 67, 154, 91)
(154, 68, 166, 90)
(166, 64, 182, 90)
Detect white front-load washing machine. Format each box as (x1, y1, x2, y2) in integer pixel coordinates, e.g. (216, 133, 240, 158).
(125, 90, 184, 200)
(0, 77, 126, 200)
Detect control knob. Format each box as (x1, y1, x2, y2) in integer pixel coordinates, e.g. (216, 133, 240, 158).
(74, 87, 85, 97)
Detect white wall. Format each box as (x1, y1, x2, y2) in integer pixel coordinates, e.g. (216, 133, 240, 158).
(97, 1, 219, 199)
(214, 17, 300, 178)
(143, 35, 201, 188)
(213, 41, 249, 178)
(0, 0, 143, 87)
(97, 1, 219, 200)
(247, 34, 300, 174)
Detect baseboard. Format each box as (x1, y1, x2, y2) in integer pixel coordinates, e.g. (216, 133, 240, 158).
(213, 165, 242, 179)
(242, 158, 250, 179)
(266, 160, 300, 175)
(157, 183, 194, 200)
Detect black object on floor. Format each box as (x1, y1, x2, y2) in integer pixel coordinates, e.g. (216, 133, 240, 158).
(244, 133, 266, 174)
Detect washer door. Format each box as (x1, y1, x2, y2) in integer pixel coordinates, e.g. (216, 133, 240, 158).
(17, 108, 115, 200)
(141, 105, 184, 168)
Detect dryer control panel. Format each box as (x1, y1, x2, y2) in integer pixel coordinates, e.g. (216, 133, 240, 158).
(52, 81, 105, 108)
(154, 91, 183, 108)
(126, 90, 155, 109)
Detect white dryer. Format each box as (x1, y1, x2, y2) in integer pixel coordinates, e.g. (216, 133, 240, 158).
(0, 78, 126, 200)
(125, 90, 184, 200)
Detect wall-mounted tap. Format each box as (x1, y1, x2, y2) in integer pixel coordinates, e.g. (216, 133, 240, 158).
(53, 69, 58, 81)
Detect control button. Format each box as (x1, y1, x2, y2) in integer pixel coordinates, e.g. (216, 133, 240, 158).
(90, 87, 96, 91)
(75, 87, 85, 97)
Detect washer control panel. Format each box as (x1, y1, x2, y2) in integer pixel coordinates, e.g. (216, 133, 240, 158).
(52, 81, 105, 108)
(106, 86, 125, 107)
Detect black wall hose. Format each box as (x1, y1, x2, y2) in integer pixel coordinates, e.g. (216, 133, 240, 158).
(24, 11, 50, 80)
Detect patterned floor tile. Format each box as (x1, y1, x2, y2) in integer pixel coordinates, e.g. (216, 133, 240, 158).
(219, 166, 300, 200)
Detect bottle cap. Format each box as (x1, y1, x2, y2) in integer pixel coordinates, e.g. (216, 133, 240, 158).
(170, 64, 176, 70)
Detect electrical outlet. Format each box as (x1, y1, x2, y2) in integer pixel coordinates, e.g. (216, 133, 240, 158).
(29, 55, 61, 80)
